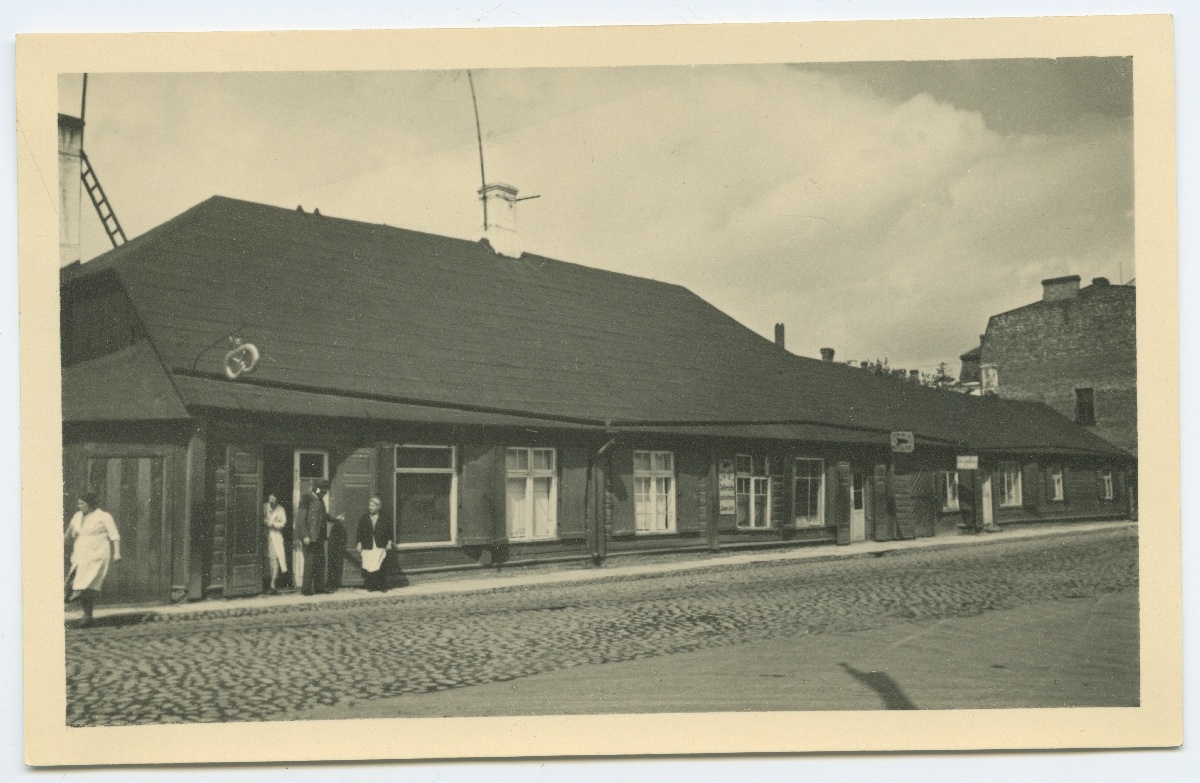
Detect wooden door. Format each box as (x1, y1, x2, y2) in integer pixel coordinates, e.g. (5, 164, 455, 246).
(330, 448, 376, 555)
(223, 445, 263, 597)
(85, 455, 169, 604)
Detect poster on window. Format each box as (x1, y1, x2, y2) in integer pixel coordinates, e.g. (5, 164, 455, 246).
(718, 458, 736, 515)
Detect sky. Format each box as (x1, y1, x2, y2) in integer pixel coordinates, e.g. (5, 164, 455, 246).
(59, 59, 1134, 372)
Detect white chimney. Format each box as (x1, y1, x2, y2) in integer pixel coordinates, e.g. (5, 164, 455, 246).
(479, 182, 523, 258)
(58, 113, 84, 266)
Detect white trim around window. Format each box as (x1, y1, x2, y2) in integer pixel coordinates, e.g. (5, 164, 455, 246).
(634, 450, 675, 533)
(1051, 468, 1065, 502)
(506, 447, 558, 541)
(393, 444, 458, 549)
(1102, 471, 1114, 501)
(735, 453, 772, 529)
(794, 457, 825, 527)
(1000, 463, 1023, 507)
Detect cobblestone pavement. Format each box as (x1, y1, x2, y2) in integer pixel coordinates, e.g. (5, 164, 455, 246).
(65, 528, 1138, 726)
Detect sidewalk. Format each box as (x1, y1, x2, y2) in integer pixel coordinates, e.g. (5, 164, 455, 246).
(65, 519, 1136, 624)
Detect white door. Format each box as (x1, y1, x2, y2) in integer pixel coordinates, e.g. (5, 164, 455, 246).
(981, 473, 994, 527)
(850, 470, 867, 542)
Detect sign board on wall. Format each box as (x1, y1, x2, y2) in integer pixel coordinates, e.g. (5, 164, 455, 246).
(718, 458, 736, 515)
(957, 455, 979, 470)
(890, 431, 915, 453)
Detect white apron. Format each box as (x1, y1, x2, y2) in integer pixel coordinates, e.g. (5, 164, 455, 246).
(67, 510, 119, 593)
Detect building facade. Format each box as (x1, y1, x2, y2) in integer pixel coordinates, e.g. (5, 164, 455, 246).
(62, 198, 1134, 606)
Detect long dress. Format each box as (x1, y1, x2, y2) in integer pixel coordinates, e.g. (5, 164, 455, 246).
(263, 503, 288, 575)
(66, 509, 120, 595)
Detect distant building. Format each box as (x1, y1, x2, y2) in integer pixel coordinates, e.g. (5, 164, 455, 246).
(957, 344, 982, 395)
(973, 274, 1137, 457)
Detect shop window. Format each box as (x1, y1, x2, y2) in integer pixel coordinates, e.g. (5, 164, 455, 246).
(634, 450, 675, 533)
(794, 458, 825, 527)
(941, 471, 960, 512)
(1000, 463, 1023, 507)
(506, 448, 557, 541)
(394, 445, 457, 547)
(735, 453, 771, 528)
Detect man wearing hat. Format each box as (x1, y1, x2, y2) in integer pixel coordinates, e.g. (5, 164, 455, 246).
(295, 478, 330, 596)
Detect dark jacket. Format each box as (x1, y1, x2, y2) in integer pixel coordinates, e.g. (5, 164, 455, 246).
(356, 512, 393, 550)
(295, 491, 329, 543)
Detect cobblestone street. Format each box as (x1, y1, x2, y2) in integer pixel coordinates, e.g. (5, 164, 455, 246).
(65, 527, 1138, 726)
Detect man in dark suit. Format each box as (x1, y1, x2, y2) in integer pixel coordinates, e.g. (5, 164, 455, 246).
(296, 479, 329, 596)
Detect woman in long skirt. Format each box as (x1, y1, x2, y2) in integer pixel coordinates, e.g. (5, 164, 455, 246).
(355, 496, 394, 592)
(64, 490, 121, 627)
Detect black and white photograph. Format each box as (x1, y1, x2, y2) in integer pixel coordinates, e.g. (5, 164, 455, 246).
(17, 15, 1181, 766)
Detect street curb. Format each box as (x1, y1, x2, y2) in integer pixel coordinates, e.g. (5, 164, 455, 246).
(67, 521, 1137, 628)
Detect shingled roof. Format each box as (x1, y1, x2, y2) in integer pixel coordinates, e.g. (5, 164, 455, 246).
(61, 196, 1127, 458)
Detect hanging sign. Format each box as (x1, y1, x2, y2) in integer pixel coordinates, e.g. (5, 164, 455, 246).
(718, 458, 736, 515)
(890, 431, 915, 453)
(223, 341, 260, 380)
(957, 455, 979, 470)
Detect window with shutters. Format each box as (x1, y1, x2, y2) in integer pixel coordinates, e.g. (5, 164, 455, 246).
(634, 450, 675, 533)
(505, 448, 557, 541)
(1050, 468, 1065, 501)
(1102, 471, 1114, 501)
(735, 454, 771, 528)
(941, 471, 960, 512)
(793, 458, 825, 527)
(393, 445, 457, 547)
(1000, 463, 1022, 507)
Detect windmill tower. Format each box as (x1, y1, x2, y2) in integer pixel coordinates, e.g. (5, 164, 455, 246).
(59, 74, 126, 266)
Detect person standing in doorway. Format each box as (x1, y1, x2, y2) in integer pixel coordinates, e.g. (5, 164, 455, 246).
(355, 496, 394, 592)
(64, 490, 121, 628)
(296, 479, 329, 596)
(262, 493, 288, 593)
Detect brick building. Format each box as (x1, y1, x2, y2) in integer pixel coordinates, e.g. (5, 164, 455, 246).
(976, 274, 1137, 458)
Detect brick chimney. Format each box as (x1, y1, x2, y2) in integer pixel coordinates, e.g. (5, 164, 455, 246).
(1041, 274, 1081, 301)
(774, 323, 785, 349)
(820, 347, 835, 362)
(58, 113, 84, 266)
(479, 182, 522, 258)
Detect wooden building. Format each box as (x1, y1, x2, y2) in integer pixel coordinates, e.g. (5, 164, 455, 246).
(61, 197, 1134, 606)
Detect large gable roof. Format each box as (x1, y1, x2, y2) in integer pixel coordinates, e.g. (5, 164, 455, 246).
(62, 196, 1127, 458)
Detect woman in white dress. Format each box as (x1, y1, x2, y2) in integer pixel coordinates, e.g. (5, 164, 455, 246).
(64, 490, 121, 627)
(262, 493, 288, 593)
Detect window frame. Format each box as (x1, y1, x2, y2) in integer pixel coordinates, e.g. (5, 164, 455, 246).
(1000, 463, 1023, 507)
(633, 450, 676, 534)
(793, 457, 826, 527)
(941, 471, 960, 512)
(392, 444, 458, 549)
(505, 447, 559, 541)
(1102, 471, 1115, 501)
(1050, 467, 1065, 502)
(734, 453, 772, 529)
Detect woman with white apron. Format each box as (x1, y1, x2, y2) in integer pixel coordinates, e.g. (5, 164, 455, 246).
(355, 496, 394, 592)
(64, 490, 121, 627)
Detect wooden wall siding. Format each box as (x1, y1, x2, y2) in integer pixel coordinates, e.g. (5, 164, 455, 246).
(989, 462, 1128, 524)
(84, 455, 170, 604)
(871, 463, 893, 541)
(558, 447, 590, 540)
(182, 431, 206, 601)
(209, 456, 228, 592)
(458, 443, 506, 546)
(675, 448, 708, 534)
(834, 462, 852, 545)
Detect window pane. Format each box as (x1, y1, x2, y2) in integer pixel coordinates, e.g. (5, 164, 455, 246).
(735, 455, 752, 475)
(395, 473, 453, 544)
(506, 448, 527, 472)
(633, 451, 651, 473)
(298, 452, 326, 479)
(506, 477, 527, 538)
(531, 449, 554, 472)
(753, 455, 767, 476)
(736, 476, 751, 495)
(654, 452, 673, 473)
(396, 446, 453, 471)
(532, 477, 553, 538)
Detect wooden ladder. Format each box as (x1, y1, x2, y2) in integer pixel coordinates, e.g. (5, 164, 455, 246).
(80, 151, 127, 248)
